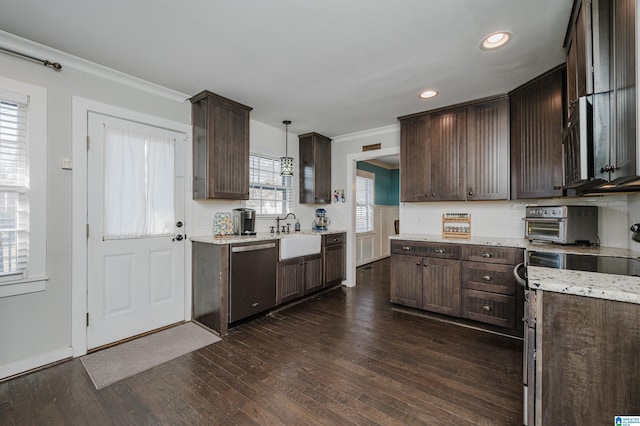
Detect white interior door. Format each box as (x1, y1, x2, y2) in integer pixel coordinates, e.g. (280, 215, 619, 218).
(87, 112, 186, 349)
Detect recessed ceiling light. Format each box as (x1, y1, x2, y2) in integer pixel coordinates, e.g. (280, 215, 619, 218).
(419, 89, 438, 99)
(480, 31, 512, 50)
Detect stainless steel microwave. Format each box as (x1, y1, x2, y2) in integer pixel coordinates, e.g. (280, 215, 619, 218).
(524, 205, 598, 245)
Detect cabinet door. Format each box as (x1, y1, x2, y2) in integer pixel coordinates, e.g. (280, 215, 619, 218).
(390, 254, 422, 308)
(510, 67, 564, 199)
(190, 91, 251, 200)
(304, 254, 323, 294)
(314, 136, 332, 203)
(299, 133, 332, 204)
(610, 0, 636, 181)
(429, 107, 466, 201)
(466, 98, 509, 200)
(422, 257, 461, 316)
(276, 258, 304, 305)
(324, 243, 345, 286)
(399, 115, 429, 201)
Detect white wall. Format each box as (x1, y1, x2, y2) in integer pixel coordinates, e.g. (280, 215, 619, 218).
(0, 34, 191, 378)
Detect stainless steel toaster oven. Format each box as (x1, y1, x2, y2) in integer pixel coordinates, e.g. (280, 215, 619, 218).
(524, 205, 598, 245)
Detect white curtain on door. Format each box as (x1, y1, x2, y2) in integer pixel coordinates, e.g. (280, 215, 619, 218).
(103, 126, 174, 238)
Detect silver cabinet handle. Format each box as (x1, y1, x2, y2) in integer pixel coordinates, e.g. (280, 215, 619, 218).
(482, 275, 492, 281)
(481, 252, 492, 258)
(402, 246, 411, 251)
(434, 249, 445, 254)
(482, 305, 492, 312)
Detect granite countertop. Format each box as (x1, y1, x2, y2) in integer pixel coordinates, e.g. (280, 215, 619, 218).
(526, 240, 640, 258)
(527, 265, 640, 304)
(390, 233, 528, 248)
(191, 229, 346, 245)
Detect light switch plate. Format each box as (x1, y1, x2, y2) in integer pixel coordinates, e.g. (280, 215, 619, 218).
(61, 158, 73, 170)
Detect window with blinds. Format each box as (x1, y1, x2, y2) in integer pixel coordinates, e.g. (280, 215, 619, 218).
(356, 170, 375, 233)
(247, 154, 293, 215)
(0, 96, 29, 279)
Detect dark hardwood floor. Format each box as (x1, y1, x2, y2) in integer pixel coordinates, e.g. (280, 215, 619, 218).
(0, 258, 523, 425)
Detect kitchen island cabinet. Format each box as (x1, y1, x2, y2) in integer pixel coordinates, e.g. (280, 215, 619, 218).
(190, 90, 252, 200)
(525, 265, 640, 425)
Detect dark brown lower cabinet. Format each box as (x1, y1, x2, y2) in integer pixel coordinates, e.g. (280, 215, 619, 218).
(322, 233, 345, 287)
(276, 253, 322, 305)
(390, 239, 523, 332)
(532, 290, 640, 425)
(390, 254, 423, 308)
(422, 257, 461, 317)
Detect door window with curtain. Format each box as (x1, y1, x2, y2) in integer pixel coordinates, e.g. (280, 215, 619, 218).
(356, 169, 375, 233)
(103, 126, 174, 238)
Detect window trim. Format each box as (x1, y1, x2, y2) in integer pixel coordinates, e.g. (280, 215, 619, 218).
(356, 169, 375, 234)
(0, 77, 48, 297)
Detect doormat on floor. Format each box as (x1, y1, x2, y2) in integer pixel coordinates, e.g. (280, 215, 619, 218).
(81, 322, 220, 390)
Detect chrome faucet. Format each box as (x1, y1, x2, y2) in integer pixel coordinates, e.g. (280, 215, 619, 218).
(275, 213, 296, 233)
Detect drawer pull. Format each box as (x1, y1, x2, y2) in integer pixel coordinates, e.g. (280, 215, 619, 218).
(482, 275, 492, 281)
(482, 305, 492, 312)
(434, 249, 445, 254)
(481, 252, 492, 258)
(402, 246, 411, 251)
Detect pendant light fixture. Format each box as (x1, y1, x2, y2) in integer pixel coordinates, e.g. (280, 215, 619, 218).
(280, 120, 294, 176)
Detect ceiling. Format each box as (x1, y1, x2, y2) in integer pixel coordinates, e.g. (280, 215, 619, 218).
(0, 0, 573, 138)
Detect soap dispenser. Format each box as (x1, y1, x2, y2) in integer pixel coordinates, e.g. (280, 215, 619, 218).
(295, 219, 300, 232)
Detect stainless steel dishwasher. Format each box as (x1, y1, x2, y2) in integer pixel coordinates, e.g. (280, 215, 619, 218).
(229, 241, 278, 323)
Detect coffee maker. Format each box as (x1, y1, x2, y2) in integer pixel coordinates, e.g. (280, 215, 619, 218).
(313, 208, 328, 231)
(232, 208, 256, 235)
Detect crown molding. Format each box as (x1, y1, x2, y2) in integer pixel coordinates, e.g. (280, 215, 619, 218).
(0, 30, 190, 103)
(333, 124, 399, 143)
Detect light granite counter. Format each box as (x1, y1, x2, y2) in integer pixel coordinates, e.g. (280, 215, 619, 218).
(527, 265, 640, 304)
(191, 229, 346, 245)
(390, 233, 528, 248)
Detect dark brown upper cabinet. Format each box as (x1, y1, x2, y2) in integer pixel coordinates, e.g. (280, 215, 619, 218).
(399, 115, 430, 202)
(509, 66, 565, 199)
(298, 132, 332, 204)
(190, 90, 252, 200)
(564, 0, 636, 184)
(608, 0, 636, 182)
(399, 96, 508, 202)
(429, 107, 467, 201)
(466, 97, 509, 200)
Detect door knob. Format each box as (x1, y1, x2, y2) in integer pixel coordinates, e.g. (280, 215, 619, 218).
(176, 221, 183, 228)
(174, 234, 184, 241)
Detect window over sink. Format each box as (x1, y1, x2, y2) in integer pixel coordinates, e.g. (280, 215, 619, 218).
(247, 154, 293, 215)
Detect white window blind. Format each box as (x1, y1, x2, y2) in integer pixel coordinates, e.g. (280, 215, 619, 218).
(0, 96, 29, 278)
(247, 154, 293, 215)
(356, 170, 374, 233)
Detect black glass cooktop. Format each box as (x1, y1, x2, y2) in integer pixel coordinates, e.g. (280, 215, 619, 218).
(527, 251, 640, 277)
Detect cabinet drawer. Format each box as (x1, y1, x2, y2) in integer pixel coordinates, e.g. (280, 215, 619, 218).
(322, 233, 345, 246)
(462, 289, 515, 329)
(461, 262, 515, 295)
(461, 245, 521, 265)
(391, 240, 460, 259)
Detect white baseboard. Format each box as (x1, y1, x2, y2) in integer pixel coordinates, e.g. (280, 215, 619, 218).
(1, 347, 73, 381)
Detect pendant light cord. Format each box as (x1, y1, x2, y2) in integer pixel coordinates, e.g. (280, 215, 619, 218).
(283, 120, 291, 156)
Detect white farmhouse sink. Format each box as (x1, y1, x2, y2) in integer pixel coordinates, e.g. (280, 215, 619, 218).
(279, 233, 321, 260)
